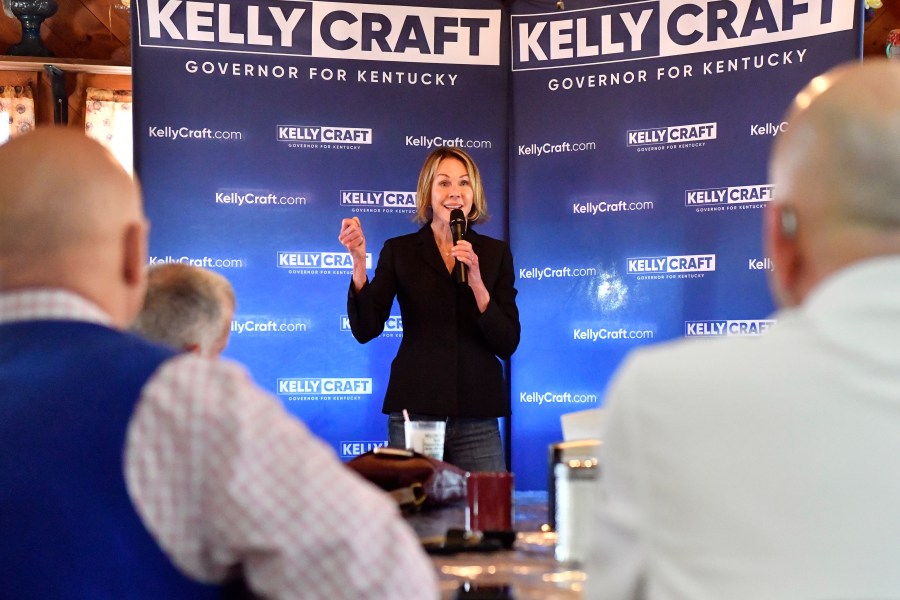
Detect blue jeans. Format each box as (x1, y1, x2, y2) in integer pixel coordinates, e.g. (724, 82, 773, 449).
(388, 412, 507, 473)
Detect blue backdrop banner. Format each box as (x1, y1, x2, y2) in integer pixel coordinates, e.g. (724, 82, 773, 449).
(133, 0, 861, 491)
(508, 0, 861, 489)
(132, 0, 510, 461)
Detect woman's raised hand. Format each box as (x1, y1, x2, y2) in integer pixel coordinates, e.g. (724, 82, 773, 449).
(339, 216, 367, 264)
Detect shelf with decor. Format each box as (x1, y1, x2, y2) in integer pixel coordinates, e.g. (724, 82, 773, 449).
(0, 0, 131, 136)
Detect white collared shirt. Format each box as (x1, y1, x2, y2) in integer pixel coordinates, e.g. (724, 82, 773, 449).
(585, 257, 900, 600)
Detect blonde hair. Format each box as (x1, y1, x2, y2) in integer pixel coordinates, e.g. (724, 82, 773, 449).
(414, 147, 489, 224)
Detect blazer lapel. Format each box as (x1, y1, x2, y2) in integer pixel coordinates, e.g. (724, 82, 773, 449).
(414, 223, 449, 278)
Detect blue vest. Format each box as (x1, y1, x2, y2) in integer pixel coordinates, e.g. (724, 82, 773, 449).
(0, 320, 221, 599)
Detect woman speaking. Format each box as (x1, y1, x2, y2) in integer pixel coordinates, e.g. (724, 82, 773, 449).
(338, 147, 520, 473)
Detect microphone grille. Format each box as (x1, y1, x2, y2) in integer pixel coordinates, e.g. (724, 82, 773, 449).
(449, 208, 466, 224)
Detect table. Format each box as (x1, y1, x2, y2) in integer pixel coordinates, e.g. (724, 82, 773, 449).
(406, 491, 585, 599)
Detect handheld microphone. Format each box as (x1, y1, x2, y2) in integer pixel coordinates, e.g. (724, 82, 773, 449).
(449, 208, 467, 285)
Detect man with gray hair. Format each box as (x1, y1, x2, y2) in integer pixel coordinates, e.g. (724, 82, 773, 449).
(131, 262, 235, 357)
(585, 59, 900, 599)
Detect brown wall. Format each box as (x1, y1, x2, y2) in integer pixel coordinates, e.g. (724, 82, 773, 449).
(864, 2, 900, 58)
(0, 0, 129, 62)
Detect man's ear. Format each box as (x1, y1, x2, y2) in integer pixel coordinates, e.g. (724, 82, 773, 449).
(765, 203, 801, 307)
(122, 222, 146, 287)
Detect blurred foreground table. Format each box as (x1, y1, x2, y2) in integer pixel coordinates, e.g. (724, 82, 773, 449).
(406, 491, 585, 599)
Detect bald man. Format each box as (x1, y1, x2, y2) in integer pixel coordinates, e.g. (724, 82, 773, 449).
(0, 129, 437, 599)
(131, 262, 236, 357)
(584, 60, 900, 600)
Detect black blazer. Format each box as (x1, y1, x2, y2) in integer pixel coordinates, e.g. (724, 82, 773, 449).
(348, 223, 520, 418)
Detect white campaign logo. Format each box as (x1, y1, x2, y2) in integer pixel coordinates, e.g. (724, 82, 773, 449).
(685, 184, 774, 206)
(277, 251, 371, 270)
(278, 125, 372, 144)
(340, 440, 388, 458)
(340, 190, 415, 208)
(512, 0, 853, 70)
(140, 0, 501, 65)
(628, 122, 716, 146)
(277, 378, 372, 395)
(627, 254, 715, 274)
(684, 319, 775, 337)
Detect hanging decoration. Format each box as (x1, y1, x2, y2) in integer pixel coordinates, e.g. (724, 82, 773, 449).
(864, 0, 882, 21)
(888, 29, 900, 59)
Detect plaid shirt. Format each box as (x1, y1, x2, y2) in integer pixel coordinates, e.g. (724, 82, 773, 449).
(0, 288, 437, 599)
